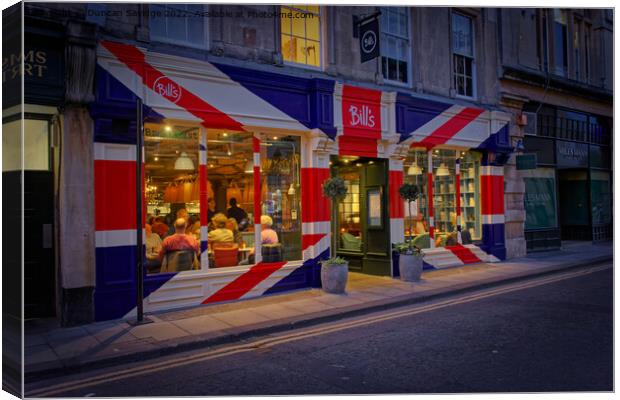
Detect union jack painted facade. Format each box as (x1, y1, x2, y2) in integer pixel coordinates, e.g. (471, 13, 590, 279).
(92, 40, 511, 321)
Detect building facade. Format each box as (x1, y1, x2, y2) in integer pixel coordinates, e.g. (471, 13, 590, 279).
(5, 4, 612, 325)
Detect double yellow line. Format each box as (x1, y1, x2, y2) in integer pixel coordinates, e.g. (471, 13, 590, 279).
(27, 263, 611, 397)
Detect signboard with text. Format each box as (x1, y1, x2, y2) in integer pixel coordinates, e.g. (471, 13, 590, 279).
(556, 140, 588, 168)
(359, 17, 380, 63)
(341, 84, 381, 139)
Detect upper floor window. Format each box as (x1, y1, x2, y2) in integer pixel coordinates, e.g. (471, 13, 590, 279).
(452, 12, 475, 98)
(553, 9, 568, 76)
(280, 5, 322, 68)
(150, 4, 207, 49)
(379, 7, 410, 84)
(573, 17, 581, 81)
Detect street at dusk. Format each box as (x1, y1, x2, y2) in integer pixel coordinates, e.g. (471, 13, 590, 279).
(27, 263, 612, 396)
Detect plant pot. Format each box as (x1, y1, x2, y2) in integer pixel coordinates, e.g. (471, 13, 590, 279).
(399, 254, 423, 282)
(321, 261, 349, 294)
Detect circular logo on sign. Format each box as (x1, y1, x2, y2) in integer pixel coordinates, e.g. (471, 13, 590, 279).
(361, 30, 377, 54)
(153, 76, 182, 103)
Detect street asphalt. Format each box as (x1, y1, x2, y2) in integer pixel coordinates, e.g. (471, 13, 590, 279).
(28, 263, 613, 396)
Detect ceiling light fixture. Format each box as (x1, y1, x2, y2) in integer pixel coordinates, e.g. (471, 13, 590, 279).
(436, 163, 450, 176)
(287, 183, 296, 195)
(174, 152, 195, 170)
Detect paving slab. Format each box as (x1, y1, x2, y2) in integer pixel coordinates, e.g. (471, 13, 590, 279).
(127, 321, 191, 341)
(171, 314, 234, 336)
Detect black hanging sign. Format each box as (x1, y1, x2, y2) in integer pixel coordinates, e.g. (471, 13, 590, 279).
(359, 17, 380, 63)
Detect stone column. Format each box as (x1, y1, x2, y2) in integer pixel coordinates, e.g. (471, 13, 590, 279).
(58, 21, 97, 325)
(500, 93, 529, 259)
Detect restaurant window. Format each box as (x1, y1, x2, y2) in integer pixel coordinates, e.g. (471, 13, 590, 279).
(452, 12, 475, 98)
(380, 7, 410, 84)
(403, 148, 429, 249)
(553, 9, 568, 76)
(523, 168, 558, 231)
(432, 149, 457, 246)
(206, 130, 255, 268)
(260, 134, 302, 262)
(573, 17, 581, 81)
(280, 5, 322, 68)
(150, 4, 207, 48)
(336, 163, 362, 252)
(144, 123, 201, 274)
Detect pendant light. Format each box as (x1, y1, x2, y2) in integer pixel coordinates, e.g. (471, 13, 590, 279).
(436, 163, 450, 176)
(287, 183, 296, 195)
(174, 152, 195, 170)
(407, 151, 423, 175)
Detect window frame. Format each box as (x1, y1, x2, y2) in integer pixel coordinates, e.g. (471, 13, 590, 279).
(149, 3, 209, 50)
(280, 5, 325, 71)
(379, 6, 413, 88)
(451, 10, 477, 100)
(552, 9, 569, 77)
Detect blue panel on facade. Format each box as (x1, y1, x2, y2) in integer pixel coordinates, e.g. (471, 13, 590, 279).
(94, 246, 176, 321)
(481, 223, 507, 260)
(211, 62, 336, 136)
(395, 92, 453, 142)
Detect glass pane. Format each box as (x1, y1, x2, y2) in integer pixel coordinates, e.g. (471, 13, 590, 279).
(260, 135, 302, 262)
(432, 149, 457, 246)
(150, 4, 166, 38)
(24, 119, 49, 171)
(281, 12, 291, 35)
(452, 13, 473, 56)
(381, 56, 388, 79)
(523, 168, 558, 230)
(2, 119, 21, 172)
(291, 14, 305, 37)
(187, 6, 204, 45)
(403, 148, 429, 248)
(167, 6, 186, 42)
(295, 37, 306, 64)
(306, 15, 320, 41)
(205, 130, 254, 268)
(460, 151, 481, 241)
(281, 35, 295, 62)
(337, 165, 362, 252)
(307, 5, 320, 14)
(398, 60, 408, 83)
(306, 39, 321, 67)
(591, 171, 611, 225)
(389, 9, 397, 34)
(388, 57, 397, 81)
(144, 123, 201, 274)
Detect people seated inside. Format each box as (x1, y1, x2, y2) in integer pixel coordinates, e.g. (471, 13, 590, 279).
(227, 197, 248, 226)
(145, 223, 163, 274)
(341, 230, 362, 251)
(159, 218, 200, 272)
(225, 217, 242, 246)
(151, 216, 169, 239)
(260, 215, 279, 244)
(207, 213, 234, 245)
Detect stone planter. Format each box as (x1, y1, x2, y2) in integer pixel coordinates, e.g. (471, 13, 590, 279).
(399, 253, 423, 282)
(321, 261, 348, 294)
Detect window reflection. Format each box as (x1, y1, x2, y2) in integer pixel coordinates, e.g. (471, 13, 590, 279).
(403, 148, 429, 249)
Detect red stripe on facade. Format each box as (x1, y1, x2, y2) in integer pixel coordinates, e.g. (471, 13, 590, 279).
(252, 136, 260, 153)
(480, 175, 504, 215)
(419, 107, 484, 148)
(338, 136, 377, 158)
(445, 244, 482, 264)
(388, 170, 404, 219)
(101, 40, 245, 131)
(301, 168, 331, 223)
(202, 261, 287, 304)
(302, 233, 326, 251)
(95, 160, 136, 231)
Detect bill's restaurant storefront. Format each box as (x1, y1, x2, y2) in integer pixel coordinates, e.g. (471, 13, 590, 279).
(93, 41, 511, 321)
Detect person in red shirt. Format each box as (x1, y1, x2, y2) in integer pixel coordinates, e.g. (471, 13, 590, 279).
(159, 218, 200, 260)
(151, 216, 169, 239)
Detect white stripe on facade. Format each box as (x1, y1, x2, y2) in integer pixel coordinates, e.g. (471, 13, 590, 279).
(481, 214, 506, 224)
(94, 142, 136, 162)
(480, 165, 504, 176)
(95, 229, 138, 247)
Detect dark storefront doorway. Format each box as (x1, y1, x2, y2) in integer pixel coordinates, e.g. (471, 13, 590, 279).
(558, 169, 590, 240)
(331, 157, 391, 276)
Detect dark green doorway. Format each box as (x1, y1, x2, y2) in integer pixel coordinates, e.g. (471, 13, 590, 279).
(331, 157, 391, 276)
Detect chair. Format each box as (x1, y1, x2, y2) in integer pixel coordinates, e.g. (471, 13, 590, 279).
(261, 243, 283, 263)
(213, 245, 239, 268)
(161, 250, 196, 272)
(411, 233, 430, 249)
(341, 232, 362, 251)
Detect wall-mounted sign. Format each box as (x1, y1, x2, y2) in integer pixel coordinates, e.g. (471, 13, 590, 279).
(367, 189, 382, 228)
(359, 17, 380, 63)
(152, 76, 182, 104)
(341, 85, 381, 139)
(556, 140, 588, 168)
(516, 153, 537, 170)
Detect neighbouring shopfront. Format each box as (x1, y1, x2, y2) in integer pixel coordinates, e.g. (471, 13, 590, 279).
(522, 104, 612, 251)
(91, 40, 511, 321)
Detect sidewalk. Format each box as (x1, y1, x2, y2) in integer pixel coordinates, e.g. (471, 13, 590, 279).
(25, 241, 612, 380)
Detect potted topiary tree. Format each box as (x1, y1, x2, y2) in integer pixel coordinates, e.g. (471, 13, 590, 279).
(321, 176, 349, 294)
(395, 182, 424, 281)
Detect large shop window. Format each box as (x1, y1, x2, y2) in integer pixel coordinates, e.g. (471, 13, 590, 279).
(3, 119, 50, 171)
(144, 123, 201, 274)
(150, 4, 207, 48)
(451, 12, 475, 98)
(403, 149, 482, 248)
(280, 5, 322, 67)
(523, 168, 558, 231)
(259, 134, 302, 262)
(380, 7, 410, 84)
(591, 171, 612, 226)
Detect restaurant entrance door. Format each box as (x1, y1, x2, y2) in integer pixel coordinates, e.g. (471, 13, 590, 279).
(331, 157, 391, 276)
